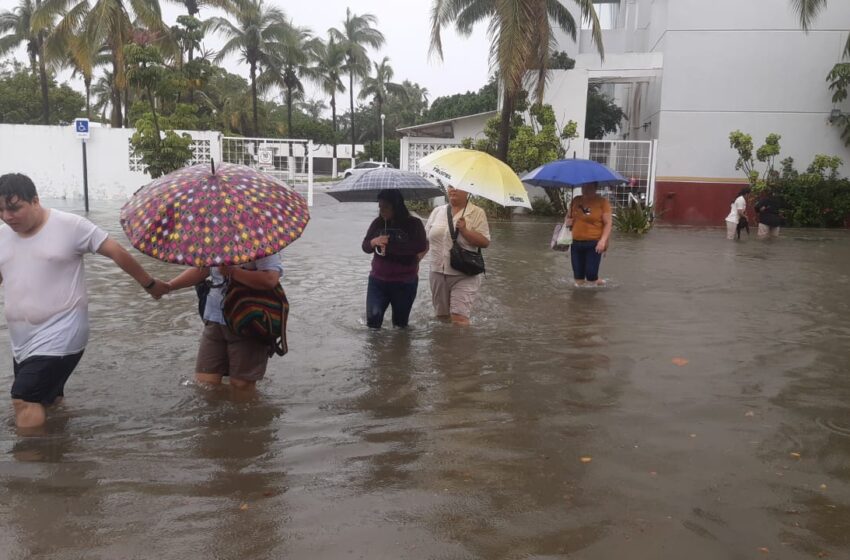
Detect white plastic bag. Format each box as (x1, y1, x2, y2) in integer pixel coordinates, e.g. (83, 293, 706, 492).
(550, 223, 573, 252)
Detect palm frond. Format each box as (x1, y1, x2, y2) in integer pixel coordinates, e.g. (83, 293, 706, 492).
(791, 0, 828, 31)
(570, 0, 603, 59)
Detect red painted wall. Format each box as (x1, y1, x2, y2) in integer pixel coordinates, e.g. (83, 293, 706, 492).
(654, 181, 748, 226)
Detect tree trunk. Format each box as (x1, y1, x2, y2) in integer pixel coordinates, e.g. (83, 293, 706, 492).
(250, 61, 258, 136)
(349, 70, 355, 161)
(147, 86, 162, 148)
(330, 93, 337, 160)
(34, 0, 49, 124)
(496, 90, 514, 162)
(36, 49, 49, 124)
(85, 78, 91, 120)
(110, 57, 123, 128)
(287, 84, 293, 156)
(123, 88, 130, 127)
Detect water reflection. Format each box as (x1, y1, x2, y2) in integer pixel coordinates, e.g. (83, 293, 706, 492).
(0, 199, 849, 558)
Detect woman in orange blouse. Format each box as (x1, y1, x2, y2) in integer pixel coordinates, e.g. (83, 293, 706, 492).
(565, 182, 613, 286)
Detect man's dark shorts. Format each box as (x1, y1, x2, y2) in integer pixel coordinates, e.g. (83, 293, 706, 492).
(11, 351, 84, 405)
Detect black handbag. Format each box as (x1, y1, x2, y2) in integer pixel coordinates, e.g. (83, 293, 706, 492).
(446, 205, 485, 276)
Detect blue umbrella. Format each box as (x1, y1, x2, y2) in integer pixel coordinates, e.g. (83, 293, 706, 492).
(522, 159, 626, 189)
(326, 168, 444, 202)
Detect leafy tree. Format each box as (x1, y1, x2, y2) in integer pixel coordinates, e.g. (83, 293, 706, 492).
(0, 0, 53, 124)
(207, 0, 294, 135)
(45, 0, 166, 127)
(308, 35, 346, 159)
(585, 83, 625, 139)
(358, 56, 406, 134)
(729, 130, 782, 189)
(0, 60, 83, 123)
(430, 0, 604, 161)
(130, 112, 193, 178)
(330, 8, 385, 161)
(425, 78, 497, 122)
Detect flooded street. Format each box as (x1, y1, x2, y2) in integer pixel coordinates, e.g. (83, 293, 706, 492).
(1, 195, 850, 559)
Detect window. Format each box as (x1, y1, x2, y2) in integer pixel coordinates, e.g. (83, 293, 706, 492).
(583, 0, 620, 31)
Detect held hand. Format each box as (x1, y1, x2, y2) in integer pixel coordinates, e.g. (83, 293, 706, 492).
(456, 217, 467, 232)
(595, 239, 608, 254)
(371, 235, 389, 249)
(146, 279, 171, 299)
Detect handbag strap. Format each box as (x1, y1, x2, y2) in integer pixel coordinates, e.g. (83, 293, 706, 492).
(446, 203, 468, 242)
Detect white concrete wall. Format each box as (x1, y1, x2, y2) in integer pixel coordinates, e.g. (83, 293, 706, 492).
(0, 124, 358, 198)
(544, 70, 591, 157)
(654, 0, 850, 179)
(453, 114, 496, 141)
(562, 0, 850, 180)
(0, 124, 154, 200)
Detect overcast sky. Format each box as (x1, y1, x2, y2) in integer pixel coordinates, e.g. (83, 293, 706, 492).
(1, 0, 494, 112)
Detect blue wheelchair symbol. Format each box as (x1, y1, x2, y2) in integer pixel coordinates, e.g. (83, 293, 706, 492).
(76, 120, 89, 133)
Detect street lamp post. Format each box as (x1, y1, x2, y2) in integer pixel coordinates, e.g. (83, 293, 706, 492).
(381, 113, 386, 163)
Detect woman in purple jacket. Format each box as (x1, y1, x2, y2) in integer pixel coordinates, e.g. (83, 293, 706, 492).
(361, 190, 428, 328)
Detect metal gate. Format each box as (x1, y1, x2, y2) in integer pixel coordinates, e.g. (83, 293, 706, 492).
(220, 136, 315, 205)
(585, 139, 657, 209)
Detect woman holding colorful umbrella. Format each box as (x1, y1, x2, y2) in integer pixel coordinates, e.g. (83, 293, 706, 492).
(120, 162, 308, 393)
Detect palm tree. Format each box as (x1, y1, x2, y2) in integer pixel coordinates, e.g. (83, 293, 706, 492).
(258, 22, 313, 146)
(792, 0, 849, 57)
(308, 35, 346, 160)
(330, 8, 385, 162)
(207, 0, 293, 135)
(298, 97, 326, 120)
(0, 0, 53, 124)
(358, 56, 407, 135)
(42, 0, 165, 127)
(430, 0, 604, 161)
(90, 70, 112, 120)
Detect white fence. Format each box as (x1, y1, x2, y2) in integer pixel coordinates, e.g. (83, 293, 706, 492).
(0, 124, 335, 205)
(400, 136, 657, 209)
(585, 139, 657, 208)
(400, 136, 462, 174)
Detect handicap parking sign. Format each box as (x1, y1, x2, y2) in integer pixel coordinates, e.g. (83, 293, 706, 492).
(74, 118, 90, 139)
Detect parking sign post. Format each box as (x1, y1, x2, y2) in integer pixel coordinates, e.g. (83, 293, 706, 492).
(74, 119, 90, 212)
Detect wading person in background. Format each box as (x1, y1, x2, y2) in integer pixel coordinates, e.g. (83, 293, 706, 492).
(0, 173, 168, 431)
(754, 189, 782, 239)
(162, 254, 283, 394)
(362, 190, 428, 329)
(424, 185, 490, 326)
(726, 186, 751, 240)
(566, 182, 612, 287)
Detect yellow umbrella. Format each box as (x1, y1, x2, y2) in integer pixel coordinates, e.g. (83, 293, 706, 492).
(418, 148, 531, 209)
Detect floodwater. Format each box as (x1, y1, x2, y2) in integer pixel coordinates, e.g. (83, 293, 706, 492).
(1, 195, 850, 560)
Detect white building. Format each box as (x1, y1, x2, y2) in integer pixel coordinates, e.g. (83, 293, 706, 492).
(402, 0, 850, 224)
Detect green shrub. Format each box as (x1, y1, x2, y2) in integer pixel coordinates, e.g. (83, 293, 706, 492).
(775, 156, 850, 227)
(613, 204, 654, 234)
(407, 199, 436, 217)
(473, 196, 514, 220)
(530, 196, 558, 216)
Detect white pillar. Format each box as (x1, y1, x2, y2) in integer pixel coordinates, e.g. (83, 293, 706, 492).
(307, 140, 314, 207)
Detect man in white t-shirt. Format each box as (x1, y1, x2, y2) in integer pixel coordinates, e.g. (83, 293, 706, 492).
(0, 173, 169, 431)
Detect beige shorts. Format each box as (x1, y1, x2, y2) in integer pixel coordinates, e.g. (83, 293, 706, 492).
(758, 223, 780, 238)
(726, 221, 738, 240)
(429, 272, 482, 318)
(195, 322, 270, 381)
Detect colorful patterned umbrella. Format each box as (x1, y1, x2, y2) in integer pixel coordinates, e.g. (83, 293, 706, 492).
(120, 162, 309, 267)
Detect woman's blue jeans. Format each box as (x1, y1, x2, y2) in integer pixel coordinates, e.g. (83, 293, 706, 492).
(366, 276, 418, 328)
(570, 240, 602, 281)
